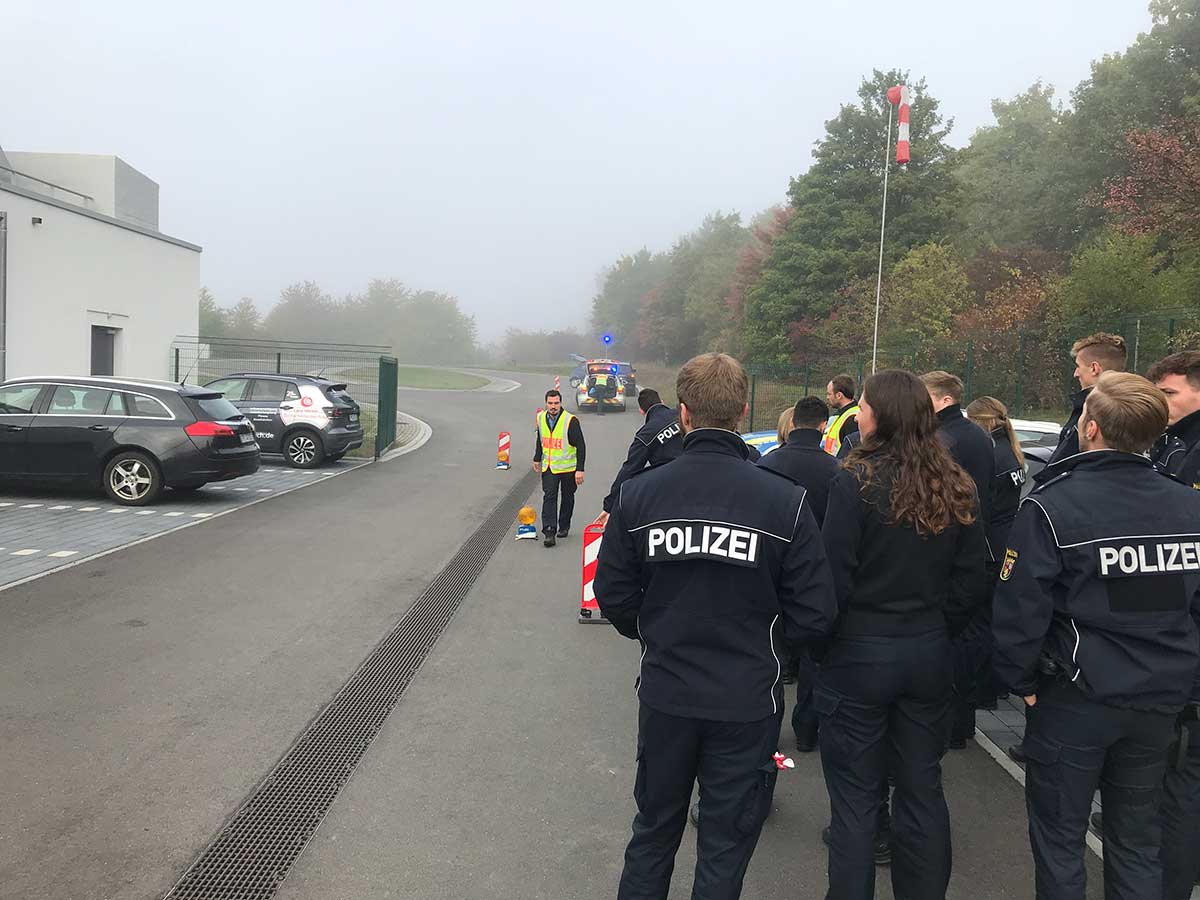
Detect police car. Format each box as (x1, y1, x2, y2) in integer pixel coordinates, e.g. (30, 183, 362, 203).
(575, 359, 629, 413)
(203, 373, 363, 467)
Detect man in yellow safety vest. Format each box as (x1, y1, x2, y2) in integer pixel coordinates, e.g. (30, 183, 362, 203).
(823, 374, 860, 457)
(533, 389, 587, 548)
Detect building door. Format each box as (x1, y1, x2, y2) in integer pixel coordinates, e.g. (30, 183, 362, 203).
(91, 326, 116, 376)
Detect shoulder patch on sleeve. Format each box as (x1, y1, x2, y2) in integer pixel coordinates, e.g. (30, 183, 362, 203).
(999, 548, 1018, 581)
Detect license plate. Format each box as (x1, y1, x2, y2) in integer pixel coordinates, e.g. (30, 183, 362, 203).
(239, 432, 256, 444)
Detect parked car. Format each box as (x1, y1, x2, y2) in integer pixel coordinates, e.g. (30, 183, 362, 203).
(574, 360, 628, 413)
(203, 373, 363, 467)
(0, 376, 260, 505)
(1010, 419, 1061, 494)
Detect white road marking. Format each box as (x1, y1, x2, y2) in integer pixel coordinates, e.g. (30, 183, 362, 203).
(20, 504, 42, 509)
(49, 505, 72, 511)
(190, 513, 212, 518)
(0, 503, 12, 508)
(47, 551, 77, 558)
(256, 489, 272, 493)
(107, 509, 128, 514)
(78, 506, 100, 512)
(11, 549, 39, 556)
(163, 512, 185, 517)
(135, 510, 156, 516)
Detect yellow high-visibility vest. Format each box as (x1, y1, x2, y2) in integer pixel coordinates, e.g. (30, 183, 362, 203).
(538, 410, 578, 473)
(822, 404, 859, 455)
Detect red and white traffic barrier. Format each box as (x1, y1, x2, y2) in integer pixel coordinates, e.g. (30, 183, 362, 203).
(579, 516, 608, 623)
(496, 431, 511, 470)
(554, 375, 561, 392)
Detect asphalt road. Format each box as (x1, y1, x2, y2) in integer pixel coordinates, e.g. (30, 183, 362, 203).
(0, 371, 1102, 900)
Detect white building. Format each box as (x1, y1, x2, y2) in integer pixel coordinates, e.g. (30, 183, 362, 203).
(0, 144, 201, 381)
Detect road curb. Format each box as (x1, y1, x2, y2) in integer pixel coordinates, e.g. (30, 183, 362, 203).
(378, 411, 433, 462)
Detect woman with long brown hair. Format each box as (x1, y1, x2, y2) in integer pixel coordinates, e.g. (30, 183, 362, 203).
(817, 370, 987, 900)
(966, 396, 1026, 578)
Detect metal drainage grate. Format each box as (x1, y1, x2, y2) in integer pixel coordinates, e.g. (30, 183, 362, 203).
(163, 469, 540, 900)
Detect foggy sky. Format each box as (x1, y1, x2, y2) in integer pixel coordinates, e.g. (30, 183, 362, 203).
(2, 0, 1154, 341)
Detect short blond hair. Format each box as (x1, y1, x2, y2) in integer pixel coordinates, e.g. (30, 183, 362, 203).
(1082, 371, 1168, 454)
(676, 352, 749, 431)
(1073, 333, 1127, 372)
(776, 407, 794, 445)
(920, 370, 964, 404)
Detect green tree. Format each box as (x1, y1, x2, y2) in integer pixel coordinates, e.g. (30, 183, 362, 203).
(954, 83, 1077, 253)
(590, 249, 671, 356)
(263, 281, 336, 340)
(198, 287, 227, 337)
(227, 297, 262, 336)
(743, 70, 959, 365)
(882, 243, 972, 347)
(1048, 227, 1192, 330)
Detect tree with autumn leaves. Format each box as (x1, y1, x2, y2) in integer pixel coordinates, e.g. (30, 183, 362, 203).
(589, 0, 1200, 401)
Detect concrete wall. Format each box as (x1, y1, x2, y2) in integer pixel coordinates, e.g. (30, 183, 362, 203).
(113, 158, 159, 230)
(5, 152, 114, 216)
(0, 188, 199, 380)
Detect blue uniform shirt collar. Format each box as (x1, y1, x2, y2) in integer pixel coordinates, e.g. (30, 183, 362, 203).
(785, 428, 825, 449)
(682, 427, 750, 459)
(1034, 447, 1152, 485)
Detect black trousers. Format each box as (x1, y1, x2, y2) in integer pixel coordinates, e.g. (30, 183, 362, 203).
(816, 631, 952, 900)
(1023, 681, 1174, 900)
(1160, 720, 1200, 900)
(617, 703, 782, 900)
(792, 652, 819, 747)
(540, 469, 577, 535)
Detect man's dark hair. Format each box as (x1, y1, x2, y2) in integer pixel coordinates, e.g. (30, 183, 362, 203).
(637, 388, 663, 413)
(792, 396, 829, 430)
(545, 389, 562, 402)
(1147, 351, 1200, 389)
(830, 374, 856, 401)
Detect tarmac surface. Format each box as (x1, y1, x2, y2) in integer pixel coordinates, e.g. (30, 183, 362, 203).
(0, 370, 1103, 899)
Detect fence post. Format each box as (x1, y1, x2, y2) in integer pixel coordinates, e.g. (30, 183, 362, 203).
(174, 347, 181, 382)
(748, 374, 757, 431)
(1015, 331, 1026, 416)
(275, 352, 282, 374)
(803, 363, 810, 398)
(1169, 318, 1176, 346)
(964, 340, 975, 400)
(856, 357, 864, 393)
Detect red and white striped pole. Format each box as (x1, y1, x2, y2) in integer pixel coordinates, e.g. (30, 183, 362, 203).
(872, 84, 909, 375)
(496, 431, 511, 470)
(554, 375, 560, 392)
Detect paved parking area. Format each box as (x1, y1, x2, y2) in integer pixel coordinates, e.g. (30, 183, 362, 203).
(0, 458, 368, 590)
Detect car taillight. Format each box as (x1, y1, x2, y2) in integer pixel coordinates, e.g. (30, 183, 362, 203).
(186, 421, 236, 437)
(324, 406, 345, 418)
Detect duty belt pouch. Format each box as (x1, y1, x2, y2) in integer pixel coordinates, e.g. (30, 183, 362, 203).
(1174, 723, 1190, 771)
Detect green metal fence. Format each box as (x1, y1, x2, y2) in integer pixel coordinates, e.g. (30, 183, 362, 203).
(169, 336, 395, 458)
(735, 307, 1200, 432)
(376, 356, 399, 456)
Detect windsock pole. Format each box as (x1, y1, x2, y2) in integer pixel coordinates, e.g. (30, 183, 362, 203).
(871, 101, 894, 377)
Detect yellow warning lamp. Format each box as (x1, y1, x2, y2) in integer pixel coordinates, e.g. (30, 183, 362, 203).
(518, 506, 536, 525)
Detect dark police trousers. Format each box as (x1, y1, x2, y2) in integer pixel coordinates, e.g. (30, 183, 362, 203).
(792, 651, 819, 748)
(816, 630, 952, 900)
(1023, 681, 1174, 900)
(617, 703, 782, 900)
(1160, 720, 1200, 900)
(540, 469, 576, 536)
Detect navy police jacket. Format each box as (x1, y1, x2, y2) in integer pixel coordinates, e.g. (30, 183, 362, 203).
(1047, 387, 1091, 466)
(1151, 408, 1200, 490)
(993, 450, 1200, 711)
(594, 428, 837, 722)
(602, 404, 684, 513)
(757, 428, 840, 528)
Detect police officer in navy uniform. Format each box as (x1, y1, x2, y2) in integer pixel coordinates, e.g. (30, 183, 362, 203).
(922, 371, 995, 749)
(757, 395, 841, 752)
(597, 389, 683, 528)
(595, 352, 837, 900)
(993, 372, 1200, 900)
(1146, 352, 1200, 899)
(1047, 333, 1127, 465)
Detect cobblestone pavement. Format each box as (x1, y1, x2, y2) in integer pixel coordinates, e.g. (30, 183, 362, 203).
(0, 458, 368, 589)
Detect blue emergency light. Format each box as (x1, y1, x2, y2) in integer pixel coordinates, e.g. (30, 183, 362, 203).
(602, 333, 612, 345)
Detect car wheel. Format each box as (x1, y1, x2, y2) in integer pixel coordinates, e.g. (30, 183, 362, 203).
(328, 452, 346, 462)
(104, 451, 163, 506)
(284, 430, 326, 468)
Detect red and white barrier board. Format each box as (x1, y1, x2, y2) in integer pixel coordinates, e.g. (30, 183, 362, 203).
(496, 431, 511, 470)
(579, 517, 608, 623)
